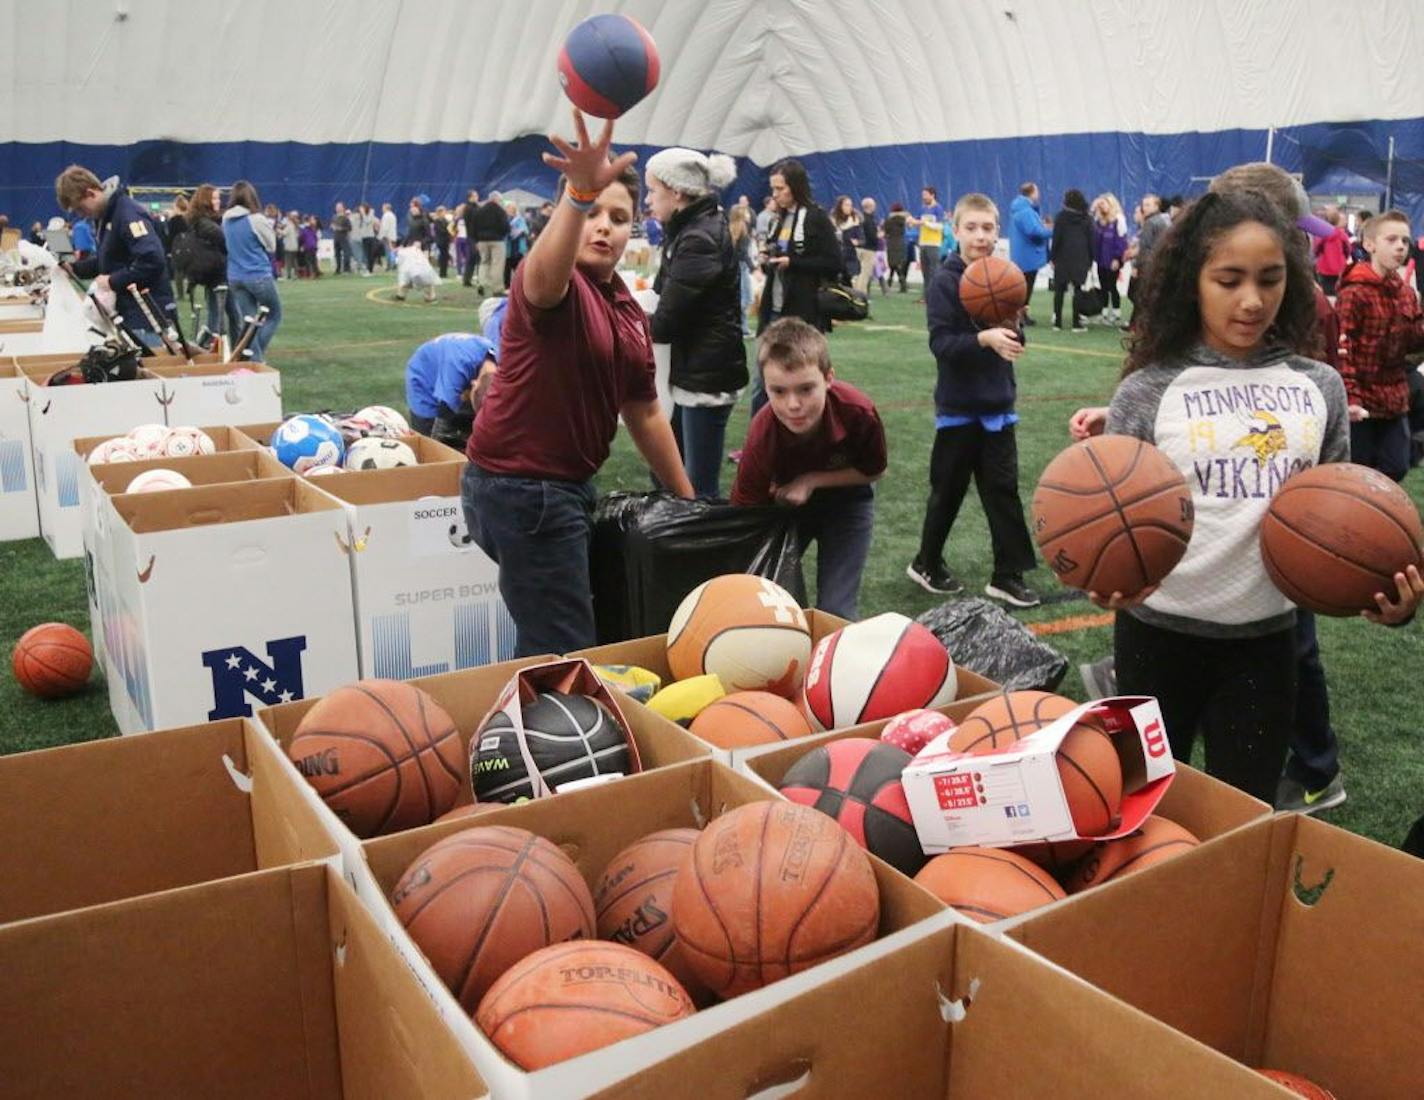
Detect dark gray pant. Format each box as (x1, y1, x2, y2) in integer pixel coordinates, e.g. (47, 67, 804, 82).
(797, 489, 875, 620)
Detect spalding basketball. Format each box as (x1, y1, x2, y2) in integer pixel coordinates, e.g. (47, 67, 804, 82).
(476, 941, 693, 1071)
(1255, 1069, 1337, 1099)
(802, 613, 956, 731)
(672, 802, 879, 997)
(593, 828, 703, 995)
(472, 691, 632, 804)
(689, 690, 813, 749)
(880, 708, 956, 756)
(778, 738, 927, 877)
(12, 622, 92, 699)
(287, 679, 463, 837)
(392, 825, 595, 1012)
(1064, 815, 1199, 893)
(1260, 462, 1423, 616)
(557, 13, 660, 120)
(667, 574, 812, 697)
(914, 847, 1065, 923)
(958, 255, 1028, 325)
(1033, 435, 1194, 597)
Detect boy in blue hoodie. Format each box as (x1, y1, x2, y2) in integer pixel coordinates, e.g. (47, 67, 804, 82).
(908, 193, 1040, 607)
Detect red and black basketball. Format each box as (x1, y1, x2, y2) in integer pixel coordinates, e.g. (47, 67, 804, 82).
(778, 738, 926, 877)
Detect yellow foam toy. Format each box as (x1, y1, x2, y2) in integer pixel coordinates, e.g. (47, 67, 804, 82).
(591, 663, 663, 704)
(646, 674, 725, 727)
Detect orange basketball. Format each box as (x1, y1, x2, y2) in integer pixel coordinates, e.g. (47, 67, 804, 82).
(689, 691, 813, 749)
(1032, 435, 1195, 597)
(950, 691, 1076, 754)
(1065, 815, 1200, 893)
(1012, 837, 1093, 874)
(1256, 1069, 1337, 1099)
(666, 574, 812, 697)
(1260, 462, 1423, 616)
(914, 847, 1065, 922)
(476, 940, 695, 1070)
(593, 828, 704, 997)
(286, 679, 464, 837)
(672, 801, 879, 998)
(392, 825, 596, 1013)
(958, 255, 1028, 325)
(12, 622, 92, 699)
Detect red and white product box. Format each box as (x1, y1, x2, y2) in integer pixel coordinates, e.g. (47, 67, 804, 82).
(902, 696, 1175, 853)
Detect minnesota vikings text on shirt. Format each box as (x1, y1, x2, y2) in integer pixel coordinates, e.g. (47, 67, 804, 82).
(1179, 381, 1323, 499)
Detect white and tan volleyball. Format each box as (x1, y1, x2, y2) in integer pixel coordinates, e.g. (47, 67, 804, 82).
(666, 574, 812, 699)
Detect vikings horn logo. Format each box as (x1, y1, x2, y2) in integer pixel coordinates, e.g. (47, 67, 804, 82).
(1233, 411, 1286, 465)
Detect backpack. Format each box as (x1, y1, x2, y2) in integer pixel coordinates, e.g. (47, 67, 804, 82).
(818, 282, 870, 323)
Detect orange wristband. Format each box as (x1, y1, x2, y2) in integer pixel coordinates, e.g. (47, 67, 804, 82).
(565, 184, 600, 204)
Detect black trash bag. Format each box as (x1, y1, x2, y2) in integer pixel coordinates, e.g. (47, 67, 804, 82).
(1404, 815, 1424, 860)
(915, 597, 1069, 692)
(590, 491, 806, 644)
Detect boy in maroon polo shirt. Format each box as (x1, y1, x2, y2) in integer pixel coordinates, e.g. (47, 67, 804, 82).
(732, 317, 887, 619)
(463, 111, 693, 656)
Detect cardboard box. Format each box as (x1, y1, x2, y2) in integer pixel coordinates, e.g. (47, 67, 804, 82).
(594, 918, 1285, 1099)
(102, 478, 360, 733)
(358, 759, 948, 1099)
(0, 862, 488, 1099)
(0, 717, 338, 925)
(235, 419, 465, 465)
(73, 422, 264, 459)
(311, 461, 515, 679)
(903, 696, 1175, 852)
(1007, 813, 1424, 1098)
(147, 359, 282, 426)
(572, 616, 1002, 766)
(0, 359, 39, 541)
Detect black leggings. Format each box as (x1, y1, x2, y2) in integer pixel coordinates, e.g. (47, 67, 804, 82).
(1114, 611, 1296, 803)
(1096, 265, 1122, 309)
(1053, 278, 1083, 326)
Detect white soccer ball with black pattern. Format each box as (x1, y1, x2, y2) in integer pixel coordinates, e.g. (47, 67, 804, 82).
(163, 426, 217, 458)
(355, 405, 411, 437)
(344, 436, 418, 470)
(471, 692, 631, 803)
(270, 414, 345, 474)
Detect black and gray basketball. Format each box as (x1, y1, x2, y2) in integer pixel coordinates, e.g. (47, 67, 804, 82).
(471, 691, 632, 803)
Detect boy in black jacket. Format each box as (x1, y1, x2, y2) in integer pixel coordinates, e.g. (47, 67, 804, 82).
(908, 193, 1040, 607)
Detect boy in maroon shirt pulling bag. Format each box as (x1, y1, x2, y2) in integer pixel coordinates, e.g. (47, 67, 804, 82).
(732, 317, 887, 619)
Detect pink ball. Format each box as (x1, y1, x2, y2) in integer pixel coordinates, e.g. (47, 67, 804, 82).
(880, 709, 956, 757)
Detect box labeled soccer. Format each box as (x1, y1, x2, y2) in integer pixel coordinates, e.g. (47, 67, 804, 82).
(902, 696, 1175, 852)
(313, 462, 515, 679)
(0, 360, 38, 541)
(101, 478, 360, 733)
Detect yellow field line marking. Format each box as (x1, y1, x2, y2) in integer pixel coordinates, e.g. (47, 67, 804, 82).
(363, 285, 483, 313)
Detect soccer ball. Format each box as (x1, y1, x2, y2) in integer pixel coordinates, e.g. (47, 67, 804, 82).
(87, 437, 140, 465)
(345, 436, 418, 470)
(126, 423, 172, 458)
(355, 405, 411, 437)
(304, 464, 342, 478)
(163, 426, 217, 458)
(270, 414, 345, 474)
(126, 469, 193, 493)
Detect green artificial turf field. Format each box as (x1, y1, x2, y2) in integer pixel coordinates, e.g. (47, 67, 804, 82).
(2, 272, 1421, 847)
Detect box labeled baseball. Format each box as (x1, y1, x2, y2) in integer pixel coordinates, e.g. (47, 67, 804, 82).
(147, 359, 282, 427)
(902, 696, 1175, 852)
(0, 360, 39, 541)
(101, 478, 360, 734)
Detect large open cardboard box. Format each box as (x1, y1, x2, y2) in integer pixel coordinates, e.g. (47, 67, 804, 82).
(0, 863, 487, 1099)
(1006, 813, 1424, 1097)
(0, 359, 38, 540)
(357, 758, 948, 1099)
(234, 419, 464, 465)
(146, 359, 282, 425)
(0, 718, 337, 925)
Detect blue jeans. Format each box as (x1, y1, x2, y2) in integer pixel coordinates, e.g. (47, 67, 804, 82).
(461, 463, 597, 656)
(228, 277, 283, 362)
(673, 403, 735, 500)
(796, 488, 875, 620)
(739, 267, 753, 335)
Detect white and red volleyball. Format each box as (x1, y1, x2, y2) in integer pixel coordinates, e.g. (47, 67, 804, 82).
(666, 574, 812, 698)
(557, 13, 660, 120)
(802, 613, 956, 731)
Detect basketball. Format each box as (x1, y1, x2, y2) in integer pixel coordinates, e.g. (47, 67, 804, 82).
(12, 622, 92, 699)
(801, 612, 956, 731)
(666, 574, 812, 697)
(1032, 435, 1195, 597)
(950, 692, 1122, 836)
(672, 801, 880, 997)
(958, 255, 1028, 325)
(471, 691, 632, 803)
(880, 708, 956, 756)
(778, 738, 927, 877)
(557, 14, 660, 120)
(1255, 1069, 1337, 1099)
(392, 825, 596, 1013)
(1013, 838, 1094, 873)
(475, 940, 693, 1071)
(1065, 815, 1200, 893)
(913, 847, 1066, 923)
(1260, 462, 1423, 616)
(689, 691, 813, 749)
(593, 828, 704, 995)
(286, 679, 464, 837)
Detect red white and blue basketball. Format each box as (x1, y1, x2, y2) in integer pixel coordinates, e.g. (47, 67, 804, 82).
(778, 738, 926, 877)
(557, 13, 660, 120)
(801, 612, 957, 731)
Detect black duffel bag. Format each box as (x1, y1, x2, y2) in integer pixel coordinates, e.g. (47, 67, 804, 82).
(818, 282, 870, 323)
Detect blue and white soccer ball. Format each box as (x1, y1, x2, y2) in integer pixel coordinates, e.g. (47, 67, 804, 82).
(270, 414, 345, 474)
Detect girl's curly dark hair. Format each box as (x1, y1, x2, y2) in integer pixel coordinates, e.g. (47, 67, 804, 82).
(1123, 190, 1317, 375)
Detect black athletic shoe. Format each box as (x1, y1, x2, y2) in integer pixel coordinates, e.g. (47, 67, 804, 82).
(907, 558, 964, 595)
(985, 575, 1041, 608)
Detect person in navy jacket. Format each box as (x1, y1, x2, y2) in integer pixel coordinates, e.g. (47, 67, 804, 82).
(56, 164, 175, 345)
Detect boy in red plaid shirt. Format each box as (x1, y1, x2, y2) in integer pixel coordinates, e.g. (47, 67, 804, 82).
(1336, 210, 1424, 481)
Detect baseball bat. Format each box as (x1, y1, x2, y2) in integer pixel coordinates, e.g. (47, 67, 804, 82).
(128, 286, 180, 357)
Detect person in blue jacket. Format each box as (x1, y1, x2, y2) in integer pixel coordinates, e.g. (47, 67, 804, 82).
(405, 332, 496, 437)
(1008, 182, 1052, 325)
(221, 180, 283, 361)
(56, 165, 175, 346)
